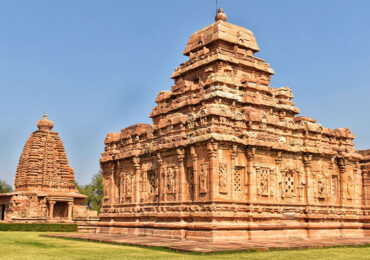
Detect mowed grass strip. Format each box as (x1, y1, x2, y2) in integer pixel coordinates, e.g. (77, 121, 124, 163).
(1, 232, 370, 260)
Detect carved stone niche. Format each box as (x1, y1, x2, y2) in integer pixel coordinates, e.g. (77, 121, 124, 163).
(147, 170, 159, 201)
(331, 175, 338, 201)
(346, 173, 355, 200)
(317, 173, 327, 200)
(103, 176, 111, 202)
(199, 163, 208, 194)
(186, 167, 195, 196)
(219, 163, 228, 194)
(255, 166, 273, 197)
(123, 172, 133, 199)
(167, 167, 176, 194)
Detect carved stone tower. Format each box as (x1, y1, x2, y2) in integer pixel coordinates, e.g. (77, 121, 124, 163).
(99, 9, 366, 241)
(15, 113, 77, 192)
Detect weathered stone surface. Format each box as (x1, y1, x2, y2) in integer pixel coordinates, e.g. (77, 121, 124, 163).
(0, 114, 97, 226)
(98, 8, 367, 241)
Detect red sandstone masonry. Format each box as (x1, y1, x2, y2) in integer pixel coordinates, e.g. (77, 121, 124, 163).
(98, 8, 367, 241)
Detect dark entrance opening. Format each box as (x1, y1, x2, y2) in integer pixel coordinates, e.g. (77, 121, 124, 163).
(53, 202, 68, 219)
(1, 205, 5, 220)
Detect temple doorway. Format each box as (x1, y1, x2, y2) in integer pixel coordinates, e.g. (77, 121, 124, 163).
(1, 205, 5, 220)
(53, 202, 68, 219)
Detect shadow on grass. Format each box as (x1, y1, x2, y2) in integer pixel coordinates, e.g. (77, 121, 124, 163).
(14, 241, 57, 248)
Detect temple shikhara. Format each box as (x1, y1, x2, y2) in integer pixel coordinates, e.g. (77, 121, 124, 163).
(98, 9, 370, 241)
(0, 114, 97, 224)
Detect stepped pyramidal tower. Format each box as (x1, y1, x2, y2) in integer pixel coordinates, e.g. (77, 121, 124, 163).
(99, 9, 369, 241)
(0, 114, 97, 225)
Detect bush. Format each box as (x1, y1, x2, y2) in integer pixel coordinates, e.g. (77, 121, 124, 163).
(75, 172, 103, 213)
(0, 223, 77, 232)
(0, 180, 13, 193)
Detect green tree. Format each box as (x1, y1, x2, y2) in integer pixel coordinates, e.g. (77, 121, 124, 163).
(75, 172, 103, 213)
(0, 179, 13, 193)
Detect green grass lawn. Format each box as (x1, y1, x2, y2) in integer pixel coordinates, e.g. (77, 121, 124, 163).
(0, 232, 370, 260)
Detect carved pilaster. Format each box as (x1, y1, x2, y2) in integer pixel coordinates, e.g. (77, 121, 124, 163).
(104, 163, 115, 205)
(303, 153, 312, 205)
(275, 151, 282, 202)
(174, 165, 179, 200)
(177, 148, 186, 202)
(231, 144, 238, 198)
(246, 146, 256, 202)
(190, 146, 199, 201)
(207, 142, 218, 200)
(156, 153, 164, 202)
(354, 161, 362, 204)
(338, 157, 347, 205)
(133, 157, 141, 204)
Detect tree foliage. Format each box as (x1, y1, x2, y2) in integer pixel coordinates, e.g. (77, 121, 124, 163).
(0, 179, 13, 193)
(75, 172, 103, 213)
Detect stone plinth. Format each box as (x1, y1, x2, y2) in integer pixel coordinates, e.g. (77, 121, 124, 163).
(98, 9, 367, 241)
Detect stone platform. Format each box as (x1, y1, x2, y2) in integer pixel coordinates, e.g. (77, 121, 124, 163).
(44, 233, 370, 253)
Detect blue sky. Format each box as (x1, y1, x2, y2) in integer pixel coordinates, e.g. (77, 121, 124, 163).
(0, 0, 369, 186)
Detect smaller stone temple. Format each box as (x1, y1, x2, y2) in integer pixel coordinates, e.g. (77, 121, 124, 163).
(0, 114, 97, 224)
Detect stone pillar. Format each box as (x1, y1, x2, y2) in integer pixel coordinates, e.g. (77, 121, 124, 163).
(190, 146, 198, 201)
(177, 148, 186, 202)
(49, 201, 55, 220)
(67, 202, 73, 221)
(133, 157, 141, 204)
(207, 142, 218, 201)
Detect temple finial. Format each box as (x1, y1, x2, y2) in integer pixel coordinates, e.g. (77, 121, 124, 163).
(215, 8, 227, 22)
(37, 113, 53, 131)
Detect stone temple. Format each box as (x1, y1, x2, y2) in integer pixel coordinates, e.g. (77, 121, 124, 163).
(98, 9, 369, 241)
(0, 114, 97, 224)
